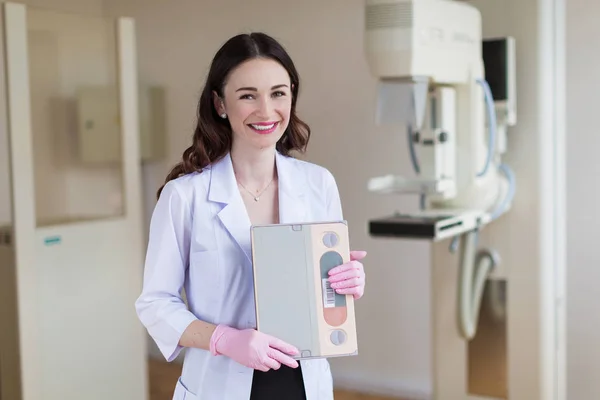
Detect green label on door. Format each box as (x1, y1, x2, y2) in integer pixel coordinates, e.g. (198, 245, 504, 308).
(44, 236, 61, 246)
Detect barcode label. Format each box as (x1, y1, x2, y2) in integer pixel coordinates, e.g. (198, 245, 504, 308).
(322, 279, 336, 308)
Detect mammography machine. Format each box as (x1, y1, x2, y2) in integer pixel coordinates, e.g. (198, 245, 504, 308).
(363, 0, 516, 342)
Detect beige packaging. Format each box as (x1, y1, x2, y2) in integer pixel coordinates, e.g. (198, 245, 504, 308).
(250, 221, 358, 359)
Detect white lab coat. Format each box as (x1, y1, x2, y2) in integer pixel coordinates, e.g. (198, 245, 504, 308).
(136, 151, 344, 400)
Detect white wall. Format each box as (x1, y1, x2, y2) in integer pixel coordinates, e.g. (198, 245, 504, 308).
(102, 0, 571, 398)
(566, 3, 600, 400)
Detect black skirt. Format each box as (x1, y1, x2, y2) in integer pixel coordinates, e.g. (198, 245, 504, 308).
(249, 364, 307, 400)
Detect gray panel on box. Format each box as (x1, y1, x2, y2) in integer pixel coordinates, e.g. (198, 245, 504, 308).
(251, 224, 318, 358)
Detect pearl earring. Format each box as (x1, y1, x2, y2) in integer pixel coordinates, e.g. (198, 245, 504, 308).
(220, 113, 227, 119)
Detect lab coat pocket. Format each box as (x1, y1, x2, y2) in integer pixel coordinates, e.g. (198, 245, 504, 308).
(188, 250, 222, 306)
(172, 377, 198, 400)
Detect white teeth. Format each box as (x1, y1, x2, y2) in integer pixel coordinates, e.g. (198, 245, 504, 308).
(250, 123, 275, 131)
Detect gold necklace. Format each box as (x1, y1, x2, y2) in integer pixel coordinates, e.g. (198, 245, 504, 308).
(237, 178, 274, 202)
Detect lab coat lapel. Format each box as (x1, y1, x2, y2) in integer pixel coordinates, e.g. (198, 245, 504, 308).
(208, 153, 253, 263)
(276, 152, 307, 224)
(207, 152, 307, 264)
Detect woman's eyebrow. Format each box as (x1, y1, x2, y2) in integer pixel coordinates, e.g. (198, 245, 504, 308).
(235, 84, 289, 92)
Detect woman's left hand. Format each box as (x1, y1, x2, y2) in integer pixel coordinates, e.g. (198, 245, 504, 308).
(327, 250, 367, 300)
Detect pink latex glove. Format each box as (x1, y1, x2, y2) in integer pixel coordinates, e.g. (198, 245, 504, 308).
(209, 324, 300, 371)
(328, 250, 367, 299)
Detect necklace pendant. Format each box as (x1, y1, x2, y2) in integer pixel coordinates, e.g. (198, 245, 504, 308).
(254, 197, 259, 202)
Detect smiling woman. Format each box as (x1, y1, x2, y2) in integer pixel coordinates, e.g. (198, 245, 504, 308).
(136, 32, 367, 400)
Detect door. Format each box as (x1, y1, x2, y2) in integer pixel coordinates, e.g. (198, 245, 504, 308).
(1, 3, 148, 399)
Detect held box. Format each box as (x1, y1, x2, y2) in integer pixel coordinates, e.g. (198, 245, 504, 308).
(250, 221, 358, 360)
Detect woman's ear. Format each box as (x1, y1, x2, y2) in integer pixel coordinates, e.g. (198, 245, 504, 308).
(212, 90, 225, 116)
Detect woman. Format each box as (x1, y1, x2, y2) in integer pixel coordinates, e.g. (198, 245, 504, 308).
(135, 32, 367, 400)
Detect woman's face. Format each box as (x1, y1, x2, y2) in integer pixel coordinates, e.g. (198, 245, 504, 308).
(215, 58, 293, 151)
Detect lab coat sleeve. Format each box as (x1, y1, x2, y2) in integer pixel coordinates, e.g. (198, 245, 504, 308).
(135, 181, 198, 362)
(324, 169, 344, 221)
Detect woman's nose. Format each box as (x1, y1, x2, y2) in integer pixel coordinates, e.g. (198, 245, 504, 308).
(256, 98, 274, 118)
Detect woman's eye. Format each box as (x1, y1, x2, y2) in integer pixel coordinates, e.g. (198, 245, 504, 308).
(239, 92, 286, 100)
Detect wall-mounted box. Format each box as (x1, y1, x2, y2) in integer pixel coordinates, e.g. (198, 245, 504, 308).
(75, 85, 166, 164)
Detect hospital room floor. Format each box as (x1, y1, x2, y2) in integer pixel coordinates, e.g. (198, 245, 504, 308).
(148, 358, 403, 400)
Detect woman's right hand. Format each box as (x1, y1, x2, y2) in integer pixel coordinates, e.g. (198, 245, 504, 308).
(209, 324, 300, 371)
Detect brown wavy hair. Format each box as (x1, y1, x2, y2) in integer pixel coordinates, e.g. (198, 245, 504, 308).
(157, 32, 311, 199)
